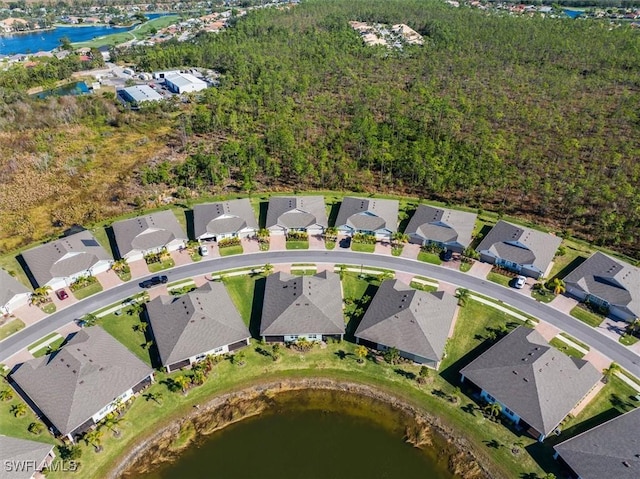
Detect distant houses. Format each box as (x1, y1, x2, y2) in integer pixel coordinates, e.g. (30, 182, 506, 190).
(476, 220, 562, 279)
(192, 199, 258, 242)
(0, 270, 31, 315)
(146, 282, 250, 372)
(563, 252, 639, 322)
(355, 279, 457, 368)
(111, 210, 187, 261)
(460, 326, 601, 442)
(553, 407, 640, 479)
(0, 435, 55, 478)
(10, 327, 153, 442)
(404, 205, 477, 252)
(334, 197, 398, 239)
(265, 196, 328, 236)
(20, 230, 112, 289)
(260, 271, 344, 342)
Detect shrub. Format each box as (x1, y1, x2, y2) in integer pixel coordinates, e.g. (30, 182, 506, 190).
(218, 237, 241, 248)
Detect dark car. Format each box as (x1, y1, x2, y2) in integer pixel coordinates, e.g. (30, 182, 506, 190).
(339, 237, 352, 248)
(140, 275, 168, 288)
(442, 249, 453, 262)
(56, 289, 69, 300)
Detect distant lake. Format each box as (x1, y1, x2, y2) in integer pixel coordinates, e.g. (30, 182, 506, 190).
(32, 81, 90, 99)
(0, 13, 167, 55)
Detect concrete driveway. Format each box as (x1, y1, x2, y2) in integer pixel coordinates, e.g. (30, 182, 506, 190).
(467, 261, 492, 279)
(129, 259, 150, 279)
(308, 234, 325, 250)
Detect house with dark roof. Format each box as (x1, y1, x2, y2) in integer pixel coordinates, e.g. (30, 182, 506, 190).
(355, 279, 457, 368)
(553, 407, 640, 479)
(111, 210, 187, 261)
(192, 199, 258, 242)
(563, 252, 639, 322)
(334, 197, 399, 239)
(10, 327, 153, 442)
(265, 196, 328, 236)
(260, 271, 344, 342)
(146, 282, 250, 372)
(19, 230, 112, 290)
(0, 435, 55, 479)
(475, 220, 561, 279)
(404, 205, 477, 253)
(460, 326, 601, 441)
(0, 270, 31, 315)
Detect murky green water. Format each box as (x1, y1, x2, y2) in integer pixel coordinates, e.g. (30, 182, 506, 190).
(139, 389, 455, 479)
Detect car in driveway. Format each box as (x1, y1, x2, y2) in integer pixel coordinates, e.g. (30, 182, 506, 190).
(442, 249, 453, 262)
(199, 245, 209, 256)
(514, 275, 527, 289)
(56, 289, 69, 300)
(339, 237, 352, 248)
(140, 275, 168, 288)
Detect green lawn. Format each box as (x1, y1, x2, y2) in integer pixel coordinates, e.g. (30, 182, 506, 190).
(486, 272, 512, 287)
(32, 337, 66, 358)
(325, 240, 336, 250)
(549, 338, 585, 359)
(98, 309, 152, 366)
(73, 15, 181, 48)
(28, 332, 61, 352)
(223, 275, 264, 327)
(559, 332, 589, 351)
(219, 245, 244, 257)
(148, 258, 175, 273)
(391, 246, 403, 257)
(72, 281, 103, 300)
(531, 288, 555, 303)
(417, 251, 442, 265)
(459, 261, 472, 273)
(116, 271, 132, 282)
(0, 391, 57, 443)
(351, 242, 375, 253)
(285, 240, 309, 250)
(570, 306, 605, 328)
(41, 303, 56, 314)
(0, 319, 25, 340)
(409, 281, 438, 293)
(620, 334, 640, 346)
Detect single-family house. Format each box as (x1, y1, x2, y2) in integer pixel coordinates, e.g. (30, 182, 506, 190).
(475, 220, 561, 279)
(146, 282, 250, 372)
(10, 327, 153, 442)
(163, 72, 207, 94)
(460, 326, 601, 441)
(111, 210, 187, 261)
(192, 199, 258, 242)
(265, 196, 328, 236)
(20, 230, 112, 290)
(334, 197, 398, 239)
(0, 435, 56, 479)
(404, 205, 477, 252)
(553, 407, 640, 479)
(260, 271, 344, 342)
(563, 252, 639, 322)
(355, 279, 457, 369)
(0, 270, 31, 315)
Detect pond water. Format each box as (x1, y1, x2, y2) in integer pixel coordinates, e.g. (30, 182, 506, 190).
(135, 389, 457, 479)
(32, 81, 90, 99)
(0, 13, 167, 55)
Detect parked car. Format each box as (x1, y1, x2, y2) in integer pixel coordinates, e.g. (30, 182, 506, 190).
(442, 249, 453, 262)
(140, 275, 168, 288)
(339, 237, 352, 248)
(199, 245, 209, 256)
(514, 275, 527, 289)
(56, 289, 69, 300)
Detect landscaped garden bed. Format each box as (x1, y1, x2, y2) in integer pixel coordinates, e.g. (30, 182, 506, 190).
(70, 275, 103, 300)
(144, 249, 175, 272)
(218, 237, 244, 257)
(285, 231, 309, 250)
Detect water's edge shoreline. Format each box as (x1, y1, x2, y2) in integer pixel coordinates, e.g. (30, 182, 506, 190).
(108, 378, 498, 479)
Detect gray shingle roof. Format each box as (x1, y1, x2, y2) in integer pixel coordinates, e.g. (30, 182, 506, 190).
(0, 270, 30, 307)
(460, 327, 601, 436)
(564, 252, 639, 319)
(112, 210, 187, 258)
(192, 199, 258, 239)
(121, 85, 162, 103)
(0, 436, 54, 479)
(11, 327, 153, 436)
(355, 280, 457, 362)
(146, 282, 250, 366)
(476, 221, 561, 274)
(554, 408, 640, 479)
(335, 197, 398, 233)
(404, 205, 476, 248)
(260, 271, 344, 336)
(20, 230, 112, 287)
(265, 196, 328, 230)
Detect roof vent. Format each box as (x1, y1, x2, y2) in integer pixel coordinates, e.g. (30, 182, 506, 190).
(523, 378, 529, 382)
(622, 461, 630, 468)
(512, 370, 518, 375)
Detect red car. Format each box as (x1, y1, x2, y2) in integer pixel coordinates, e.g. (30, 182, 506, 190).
(56, 289, 69, 300)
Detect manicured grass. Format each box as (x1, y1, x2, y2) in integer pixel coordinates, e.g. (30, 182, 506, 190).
(351, 242, 375, 253)
(167, 279, 196, 290)
(549, 338, 585, 359)
(285, 240, 309, 250)
(486, 271, 512, 287)
(0, 390, 57, 444)
(223, 274, 264, 327)
(291, 269, 316, 275)
(325, 240, 336, 250)
(570, 306, 604, 328)
(28, 332, 61, 352)
(40, 303, 56, 314)
(0, 319, 25, 340)
(459, 261, 472, 273)
(409, 281, 438, 293)
(531, 288, 555, 303)
(147, 258, 175, 273)
(391, 246, 403, 256)
(32, 337, 66, 358)
(219, 245, 244, 257)
(620, 334, 640, 346)
(72, 281, 103, 300)
(116, 271, 132, 282)
(559, 332, 589, 351)
(73, 15, 181, 48)
(98, 309, 152, 366)
(417, 251, 442, 265)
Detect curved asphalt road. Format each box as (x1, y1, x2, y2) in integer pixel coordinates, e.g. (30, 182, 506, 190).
(2, 251, 639, 377)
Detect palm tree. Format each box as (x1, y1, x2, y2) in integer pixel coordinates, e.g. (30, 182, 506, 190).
(456, 288, 470, 306)
(28, 422, 44, 435)
(484, 402, 502, 420)
(627, 317, 640, 336)
(263, 263, 274, 276)
(0, 389, 14, 401)
(128, 301, 144, 317)
(102, 412, 122, 437)
(511, 440, 525, 455)
(603, 362, 621, 384)
(191, 369, 206, 386)
(233, 351, 246, 366)
(83, 313, 98, 327)
(31, 286, 52, 305)
(383, 346, 400, 365)
(355, 345, 368, 364)
(379, 271, 394, 281)
(134, 322, 148, 333)
(391, 232, 409, 247)
(11, 403, 27, 417)
(144, 391, 163, 405)
(174, 375, 190, 395)
(549, 278, 566, 295)
(83, 428, 103, 452)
